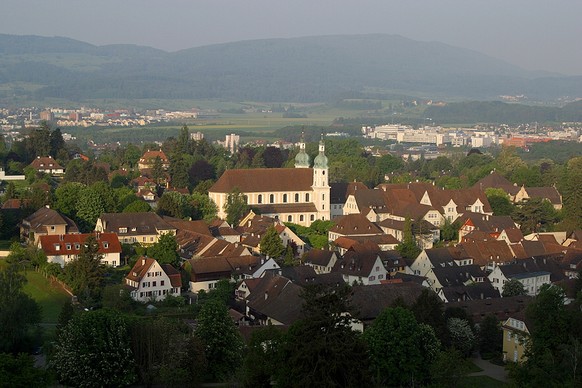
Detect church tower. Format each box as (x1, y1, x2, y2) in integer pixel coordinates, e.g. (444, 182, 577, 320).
(294, 131, 310, 168)
(312, 134, 330, 221)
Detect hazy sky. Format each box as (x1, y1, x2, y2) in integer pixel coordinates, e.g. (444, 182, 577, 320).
(2, 0, 581, 75)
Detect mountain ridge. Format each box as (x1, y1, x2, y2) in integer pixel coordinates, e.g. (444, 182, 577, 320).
(0, 33, 579, 102)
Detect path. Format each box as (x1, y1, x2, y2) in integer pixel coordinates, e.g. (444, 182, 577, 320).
(469, 354, 508, 383)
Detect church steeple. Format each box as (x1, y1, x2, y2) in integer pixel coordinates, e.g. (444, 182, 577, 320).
(313, 133, 328, 169)
(294, 130, 310, 168)
(312, 133, 330, 221)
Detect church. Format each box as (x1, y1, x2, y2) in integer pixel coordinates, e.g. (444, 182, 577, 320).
(208, 136, 330, 227)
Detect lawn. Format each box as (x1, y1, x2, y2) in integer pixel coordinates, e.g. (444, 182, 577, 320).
(21, 269, 70, 324)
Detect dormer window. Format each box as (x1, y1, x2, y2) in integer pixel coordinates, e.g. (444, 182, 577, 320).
(119, 227, 127, 234)
(103, 242, 109, 249)
(55, 244, 60, 251)
(66, 244, 71, 250)
(75, 244, 80, 249)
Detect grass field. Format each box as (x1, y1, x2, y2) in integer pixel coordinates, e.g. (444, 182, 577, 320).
(22, 269, 70, 323)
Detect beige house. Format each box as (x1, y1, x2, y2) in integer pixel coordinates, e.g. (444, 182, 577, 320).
(95, 212, 176, 245)
(502, 314, 530, 363)
(20, 207, 79, 246)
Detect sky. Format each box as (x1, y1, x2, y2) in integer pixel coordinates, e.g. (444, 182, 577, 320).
(2, 0, 581, 75)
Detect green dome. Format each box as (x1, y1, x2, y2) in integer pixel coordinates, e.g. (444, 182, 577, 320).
(295, 150, 311, 167)
(313, 153, 328, 168)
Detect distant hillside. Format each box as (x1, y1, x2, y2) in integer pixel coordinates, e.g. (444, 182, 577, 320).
(424, 100, 582, 124)
(0, 33, 581, 102)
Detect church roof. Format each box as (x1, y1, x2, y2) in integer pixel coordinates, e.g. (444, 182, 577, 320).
(209, 168, 314, 193)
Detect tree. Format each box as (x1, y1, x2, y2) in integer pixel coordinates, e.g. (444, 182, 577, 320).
(0, 353, 51, 387)
(0, 263, 41, 353)
(512, 197, 559, 234)
(260, 226, 285, 259)
(75, 186, 106, 232)
(242, 325, 285, 387)
(276, 284, 371, 387)
(123, 200, 152, 213)
(188, 159, 216, 188)
(364, 307, 440, 386)
(54, 182, 85, 218)
(152, 156, 164, 184)
(224, 187, 248, 227)
(190, 192, 218, 222)
(430, 349, 471, 387)
(396, 217, 421, 261)
(502, 278, 527, 297)
(479, 314, 503, 357)
(169, 154, 190, 189)
(486, 187, 515, 216)
(194, 299, 243, 382)
(49, 127, 66, 158)
(62, 235, 104, 304)
(147, 233, 180, 267)
(156, 191, 192, 219)
(447, 318, 475, 356)
(51, 309, 136, 387)
(412, 288, 447, 344)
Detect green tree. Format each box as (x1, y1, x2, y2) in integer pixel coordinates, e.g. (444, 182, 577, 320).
(123, 200, 152, 213)
(560, 157, 582, 230)
(447, 318, 475, 356)
(62, 235, 104, 304)
(242, 325, 285, 387)
(502, 278, 527, 297)
(54, 182, 85, 218)
(440, 218, 460, 242)
(169, 154, 190, 189)
(194, 299, 243, 382)
(152, 156, 164, 184)
(0, 353, 51, 387)
(396, 217, 421, 261)
(260, 226, 285, 260)
(52, 309, 136, 387)
(190, 192, 218, 222)
(0, 263, 41, 353)
(176, 125, 190, 155)
(430, 349, 471, 387)
(277, 284, 371, 387)
(49, 127, 66, 158)
(486, 187, 515, 216)
(147, 233, 180, 267)
(479, 314, 503, 357)
(75, 186, 107, 232)
(224, 187, 248, 226)
(156, 191, 192, 219)
(512, 197, 559, 234)
(412, 288, 447, 344)
(364, 306, 440, 386)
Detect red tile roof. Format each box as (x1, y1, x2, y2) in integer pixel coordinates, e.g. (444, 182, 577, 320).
(40, 232, 122, 256)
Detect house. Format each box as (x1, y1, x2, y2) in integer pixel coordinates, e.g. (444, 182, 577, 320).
(138, 149, 170, 173)
(488, 257, 564, 296)
(124, 257, 182, 302)
(39, 232, 122, 267)
(448, 295, 531, 325)
(237, 212, 306, 255)
(245, 273, 304, 325)
(330, 181, 368, 219)
(425, 264, 488, 294)
(303, 249, 339, 274)
(20, 207, 79, 246)
(410, 247, 473, 277)
(502, 312, 530, 362)
(458, 213, 518, 242)
(515, 186, 563, 210)
(209, 136, 330, 226)
(473, 171, 521, 201)
(437, 282, 500, 303)
(95, 212, 176, 245)
(332, 250, 388, 285)
(28, 156, 64, 176)
(328, 213, 384, 242)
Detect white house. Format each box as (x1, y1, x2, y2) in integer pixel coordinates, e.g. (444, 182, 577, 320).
(39, 232, 122, 267)
(125, 257, 182, 302)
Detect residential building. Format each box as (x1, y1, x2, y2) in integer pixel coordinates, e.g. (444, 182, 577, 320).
(20, 207, 79, 246)
(502, 313, 530, 363)
(124, 257, 181, 302)
(28, 156, 64, 176)
(39, 232, 122, 267)
(95, 212, 176, 245)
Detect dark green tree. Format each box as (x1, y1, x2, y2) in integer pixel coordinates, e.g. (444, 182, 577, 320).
(486, 188, 515, 216)
(152, 156, 164, 184)
(276, 284, 371, 387)
(49, 127, 66, 158)
(364, 306, 440, 386)
(190, 192, 218, 222)
(147, 233, 180, 267)
(169, 154, 190, 189)
(224, 187, 248, 227)
(396, 217, 421, 261)
(123, 200, 152, 213)
(242, 325, 285, 387)
(52, 309, 136, 387)
(54, 182, 85, 218)
(62, 235, 104, 304)
(260, 226, 286, 260)
(412, 288, 447, 343)
(512, 197, 559, 234)
(447, 317, 475, 356)
(194, 299, 243, 383)
(156, 191, 192, 219)
(0, 263, 41, 353)
(0, 353, 51, 387)
(478, 314, 503, 357)
(502, 278, 527, 297)
(430, 348, 471, 387)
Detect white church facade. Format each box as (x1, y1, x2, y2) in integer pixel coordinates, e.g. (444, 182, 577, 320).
(209, 136, 330, 227)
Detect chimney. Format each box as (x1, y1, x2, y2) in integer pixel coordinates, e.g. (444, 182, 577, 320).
(142, 258, 146, 265)
(264, 291, 268, 300)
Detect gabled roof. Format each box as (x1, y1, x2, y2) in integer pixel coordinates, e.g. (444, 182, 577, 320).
(329, 214, 383, 236)
(330, 181, 368, 203)
(523, 187, 562, 205)
(160, 264, 182, 288)
(98, 212, 175, 235)
(457, 240, 515, 266)
(430, 264, 487, 287)
(126, 257, 181, 288)
(303, 249, 337, 267)
(140, 149, 169, 162)
(246, 274, 304, 325)
(439, 282, 500, 303)
(350, 283, 425, 321)
(22, 207, 79, 234)
(448, 295, 532, 324)
(473, 171, 513, 189)
(40, 232, 122, 256)
(423, 247, 470, 266)
(462, 213, 517, 233)
(163, 216, 212, 236)
(28, 156, 63, 170)
(209, 168, 314, 193)
(498, 257, 565, 282)
(332, 250, 382, 277)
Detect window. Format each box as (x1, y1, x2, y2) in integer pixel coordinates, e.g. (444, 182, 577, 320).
(103, 242, 109, 249)
(161, 280, 165, 286)
(369, 276, 375, 281)
(283, 194, 287, 203)
(66, 244, 71, 250)
(270, 194, 274, 204)
(287, 215, 292, 222)
(258, 194, 263, 204)
(305, 193, 310, 202)
(119, 227, 127, 234)
(75, 244, 80, 250)
(153, 281, 156, 287)
(322, 194, 325, 200)
(295, 193, 299, 202)
(300, 215, 304, 222)
(310, 215, 315, 221)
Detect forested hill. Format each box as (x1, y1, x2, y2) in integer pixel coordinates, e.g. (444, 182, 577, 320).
(424, 100, 582, 124)
(0, 33, 581, 102)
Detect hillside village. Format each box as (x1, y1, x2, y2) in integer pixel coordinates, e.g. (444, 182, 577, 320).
(2, 123, 582, 386)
